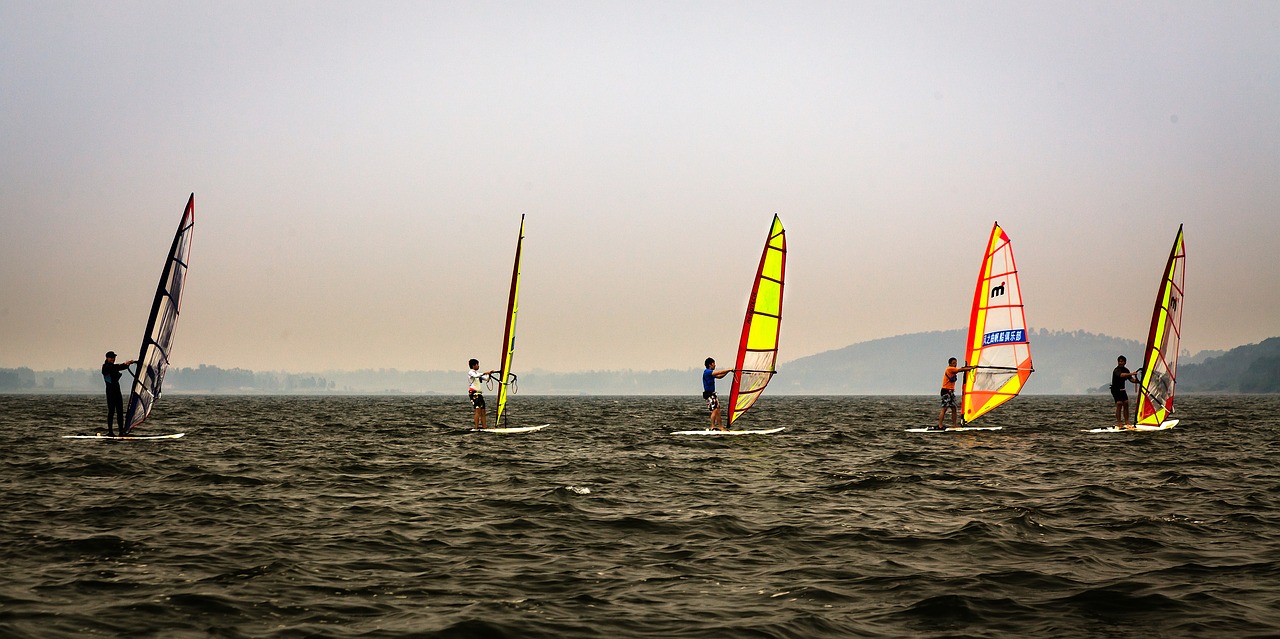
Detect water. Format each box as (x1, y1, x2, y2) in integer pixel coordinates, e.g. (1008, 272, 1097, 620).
(2, 394, 1278, 638)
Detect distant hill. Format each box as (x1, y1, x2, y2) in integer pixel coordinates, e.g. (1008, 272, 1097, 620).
(1179, 337, 1280, 393)
(777, 329, 1148, 395)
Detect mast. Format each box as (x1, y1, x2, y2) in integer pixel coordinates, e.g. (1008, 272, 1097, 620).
(123, 194, 195, 435)
(961, 221, 1033, 424)
(727, 215, 786, 426)
(495, 214, 524, 427)
(1135, 225, 1185, 427)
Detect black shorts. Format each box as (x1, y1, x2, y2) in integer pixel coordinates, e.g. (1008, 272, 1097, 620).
(469, 390, 486, 409)
(940, 389, 957, 408)
(703, 391, 719, 411)
(1111, 389, 1128, 403)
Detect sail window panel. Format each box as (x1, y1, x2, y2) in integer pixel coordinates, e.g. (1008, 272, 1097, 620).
(971, 369, 1015, 393)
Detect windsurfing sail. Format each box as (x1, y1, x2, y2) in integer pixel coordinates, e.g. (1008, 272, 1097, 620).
(1135, 225, 1185, 427)
(494, 214, 525, 427)
(726, 214, 786, 426)
(123, 194, 195, 435)
(961, 221, 1033, 424)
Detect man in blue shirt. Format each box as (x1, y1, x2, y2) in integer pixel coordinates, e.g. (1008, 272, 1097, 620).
(702, 357, 733, 431)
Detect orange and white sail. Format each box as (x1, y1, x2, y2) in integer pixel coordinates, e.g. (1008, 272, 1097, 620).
(1135, 225, 1185, 427)
(727, 215, 786, 426)
(961, 222, 1033, 423)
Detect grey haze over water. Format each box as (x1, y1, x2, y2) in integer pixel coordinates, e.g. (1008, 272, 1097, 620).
(6, 330, 1271, 395)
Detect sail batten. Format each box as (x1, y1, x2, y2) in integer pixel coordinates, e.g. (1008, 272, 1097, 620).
(494, 215, 525, 428)
(726, 215, 786, 426)
(1135, 225, 1185, 426)
(123, 194, 194, 435)
(961, 222, 1033, 424)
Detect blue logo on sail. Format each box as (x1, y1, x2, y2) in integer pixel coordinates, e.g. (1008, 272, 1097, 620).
(983, 329, 1025, 346)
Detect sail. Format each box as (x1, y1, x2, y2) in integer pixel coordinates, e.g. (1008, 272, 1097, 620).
(123, 194, 195, 435)
(494, 214, 524, 427)
(961, 221, 1033, 423)
(1135, 225, 1185, 426)
(727, 215, 786, 426)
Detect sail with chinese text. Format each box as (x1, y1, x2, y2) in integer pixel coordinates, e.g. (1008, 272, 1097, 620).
(961, 221, 1033, 424)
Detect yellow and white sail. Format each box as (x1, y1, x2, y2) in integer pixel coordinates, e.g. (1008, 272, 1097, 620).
(495, 215, 524, 427)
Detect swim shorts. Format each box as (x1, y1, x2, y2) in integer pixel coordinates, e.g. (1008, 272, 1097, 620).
(1111, 389, 1128, 403)
(703, 391, 719, 411)
(939, 389, 957, 408)
(469, 389, 486, 409)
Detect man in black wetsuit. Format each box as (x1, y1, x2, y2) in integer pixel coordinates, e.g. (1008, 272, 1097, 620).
(102, 351, 136, 436)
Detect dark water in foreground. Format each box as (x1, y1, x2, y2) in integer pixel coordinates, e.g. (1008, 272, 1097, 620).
(1, 394, 1278, 638)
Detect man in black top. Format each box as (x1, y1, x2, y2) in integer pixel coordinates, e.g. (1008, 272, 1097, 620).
(1111, 355, 1139, 429)
(102, 351, 137, 436)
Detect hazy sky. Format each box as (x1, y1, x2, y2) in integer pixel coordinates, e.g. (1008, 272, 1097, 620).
(3, 1, 1278, 373)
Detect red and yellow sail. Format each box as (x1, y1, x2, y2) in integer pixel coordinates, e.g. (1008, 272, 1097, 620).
(961, 222, 1033, 423)
(727, 215, 786, 426)
(1136, 225, 1185, 427)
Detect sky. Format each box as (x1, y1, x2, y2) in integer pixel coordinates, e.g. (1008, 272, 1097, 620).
(2, 1, 1278, 374)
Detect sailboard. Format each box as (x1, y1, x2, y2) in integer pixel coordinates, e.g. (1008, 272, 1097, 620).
(1085, 423, 1178, 433)
(905, 426, 1003, 433)
(472, 425, 549, 434)
(69, 195, 193, 440)
(62, 433, 186, 440)
(674, 215, 786, 436)
(475, 214, 544, 434)
(1088, 225, 1185, 433)
(670, 427, 785, 436)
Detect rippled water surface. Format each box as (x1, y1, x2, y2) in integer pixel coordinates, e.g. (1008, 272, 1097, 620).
(2, 394, 1278, 638)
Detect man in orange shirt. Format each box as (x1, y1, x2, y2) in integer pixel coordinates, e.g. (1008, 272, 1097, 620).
(935, 357, 977, 430)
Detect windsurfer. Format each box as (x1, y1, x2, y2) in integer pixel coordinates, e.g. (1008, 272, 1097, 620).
(468, 359, 498, 429)
(702, 357, 733, 431)
(935, 357, 977, 430)
(1111, 355, 1140, 429)
(101, 351, 136, 436)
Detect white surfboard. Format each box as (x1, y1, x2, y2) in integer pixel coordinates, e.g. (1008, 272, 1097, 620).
(62, 433, 186, 440)
(472, 424, 549, 433)
(904, 426, 1004, 433)
(1084, 419, 1178, 433)
(671, 427, 785, 436)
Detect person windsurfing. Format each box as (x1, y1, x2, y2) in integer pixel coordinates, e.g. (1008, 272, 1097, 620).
(702, 357, 733, 431)
(935, 357, 976, 430)
(102, 351, 136, 436)
(468, 358, 498, 429)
